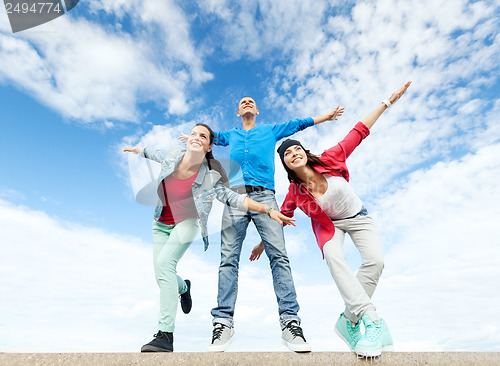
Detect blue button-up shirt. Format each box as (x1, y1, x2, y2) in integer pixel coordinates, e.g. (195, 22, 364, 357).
(214, 118, 314, 191)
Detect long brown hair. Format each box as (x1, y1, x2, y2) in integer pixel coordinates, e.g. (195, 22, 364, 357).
(282, 147, 328, 184)
(195, 123, 230, 187)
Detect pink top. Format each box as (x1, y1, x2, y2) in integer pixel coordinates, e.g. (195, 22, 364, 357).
(280, 122, 370, 258)
(159, 172, 199, 225)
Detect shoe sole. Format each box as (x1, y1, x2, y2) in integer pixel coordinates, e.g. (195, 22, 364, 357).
(280, 338, 311, 353)
(355, 344, 393, 357)
(355, 348, 382, 357)
(141, 345, 173, 352)
(206, 332, 235, 352)
(334, 327, 355, 351)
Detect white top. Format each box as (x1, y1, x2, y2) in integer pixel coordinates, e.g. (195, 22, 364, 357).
(315, 175, 363, 220)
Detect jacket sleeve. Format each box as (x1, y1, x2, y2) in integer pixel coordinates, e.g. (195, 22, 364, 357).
(272, 117, 314, 141)
(280, 185, 297, 219)
(321, 122, 370, 163)
(214, 178, 247, 210)
(141, 146, 182, 163)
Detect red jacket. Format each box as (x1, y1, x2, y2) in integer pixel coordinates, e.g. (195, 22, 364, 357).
(280, 122, 370, 258)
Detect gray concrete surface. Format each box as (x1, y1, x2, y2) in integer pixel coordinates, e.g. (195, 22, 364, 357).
(0, 352, 499, 366)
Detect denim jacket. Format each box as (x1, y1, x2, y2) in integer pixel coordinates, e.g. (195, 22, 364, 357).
(141, 146, 246, 251)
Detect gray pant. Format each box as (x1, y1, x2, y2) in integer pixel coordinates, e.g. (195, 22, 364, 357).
(323, 214, 384, 324)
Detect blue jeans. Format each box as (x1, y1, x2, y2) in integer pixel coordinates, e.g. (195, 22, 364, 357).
(211, 189, 301, 329)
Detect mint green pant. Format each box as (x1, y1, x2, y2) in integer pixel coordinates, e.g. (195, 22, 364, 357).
(152, 218, 199, 332)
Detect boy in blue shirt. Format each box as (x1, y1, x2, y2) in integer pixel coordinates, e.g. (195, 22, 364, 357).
(193, 97, 343, 352)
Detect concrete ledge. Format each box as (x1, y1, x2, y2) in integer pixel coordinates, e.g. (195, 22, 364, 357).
(0, 352, 499, 366)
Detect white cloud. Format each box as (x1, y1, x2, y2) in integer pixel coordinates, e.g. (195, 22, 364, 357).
(0, 187, 26, 201)
(369, 141, 500, 351)
(0, 199, 152, 351)
(0, 1, 212, 123)
(195, 0, 329, 61)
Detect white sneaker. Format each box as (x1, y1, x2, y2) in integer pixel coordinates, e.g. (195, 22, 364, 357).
(207, 323, 235, 352)
(281, 321, 311, 353)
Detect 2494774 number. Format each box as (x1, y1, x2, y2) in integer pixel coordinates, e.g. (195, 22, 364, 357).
(5, 2, 62, 14)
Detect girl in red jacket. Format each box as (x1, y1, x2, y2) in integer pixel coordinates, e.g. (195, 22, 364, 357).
(250, 81, 411, 357)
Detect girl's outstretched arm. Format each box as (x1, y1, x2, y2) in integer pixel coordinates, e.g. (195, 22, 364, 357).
(249, 242, 264, 261)
(123, 146, 142, 154)
(243, 197, 296, 226)
(123, 146, 172, 162)
(362, 81, 411, 130)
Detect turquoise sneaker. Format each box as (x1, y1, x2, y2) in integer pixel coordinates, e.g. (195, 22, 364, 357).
(354, 315, 394, 357)
(334, 313, 362, 351)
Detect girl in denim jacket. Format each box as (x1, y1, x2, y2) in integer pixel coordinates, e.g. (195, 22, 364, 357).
(124, 123, 295, 352)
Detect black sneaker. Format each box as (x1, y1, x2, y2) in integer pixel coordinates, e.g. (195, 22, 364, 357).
(180, 279, 192, 314)
(141, 330, 174, 352)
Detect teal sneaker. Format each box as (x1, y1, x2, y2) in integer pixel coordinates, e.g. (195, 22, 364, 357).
(334, 313, 362, 351)
(354, 315, 394, 357)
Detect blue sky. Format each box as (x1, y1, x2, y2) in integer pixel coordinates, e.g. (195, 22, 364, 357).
(1, 0, 499, 353)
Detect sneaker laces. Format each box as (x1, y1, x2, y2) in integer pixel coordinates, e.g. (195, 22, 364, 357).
(348, 322, 362, 342)
(212, 324, 225, 342)
(153, 331, 166, 339)
(364, 321, 382, 341)
(286, 322, 306, 341)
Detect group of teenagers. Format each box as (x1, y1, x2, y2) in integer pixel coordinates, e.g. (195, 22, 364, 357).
(124, 81, 412, 357)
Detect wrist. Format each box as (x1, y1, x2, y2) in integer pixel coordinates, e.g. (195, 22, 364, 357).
(382, 99, 391, 108)
(266, 207, 274, 217)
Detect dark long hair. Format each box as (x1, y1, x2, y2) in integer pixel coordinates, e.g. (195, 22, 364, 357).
(282, 147, 328, 184)
(195, 123, 230, 187)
